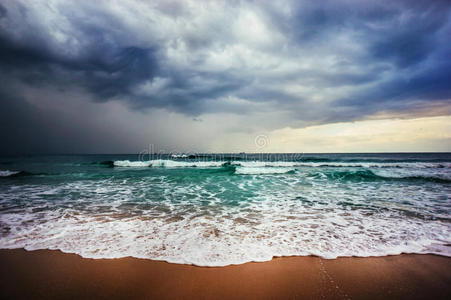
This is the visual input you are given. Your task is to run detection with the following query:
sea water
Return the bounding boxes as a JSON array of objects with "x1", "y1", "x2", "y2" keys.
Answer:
[{"x1": 0, "y1": 153, "x2": 450, "y2": 266}]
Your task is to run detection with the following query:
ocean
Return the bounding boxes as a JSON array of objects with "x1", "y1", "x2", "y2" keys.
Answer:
[{"x1": 0, "y1": 153, "x2": 450, "y2": 266}]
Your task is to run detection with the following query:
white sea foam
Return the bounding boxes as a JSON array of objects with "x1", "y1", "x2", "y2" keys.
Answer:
[
  {"x1": 114, "y1": 159, "x2": 451, "y2": 170},
  {"x1": 0, "y1": 200, "x2": 449, "y2": 266},
  {"x1": 0, "y1": 173, "x2": 449, "y2": 266},
  {"x1": 114, "y1": 160, "x2": 152, "y2": 167},
  {"x1": 236, "y1": 161, "x2": 451, "y2": 169},
  {"x1": 150, "y1": 159, "x2": 225, "y2": 168},
  {"x1": 235, "y1": 167, "x2": 295, "y2": 174},
  {"x1": 372, "y1": 168, "x2": 451, "y2": 181},
  {"x1": 114, "y1": 159, "x2": 225, "y2": 168},
  {"x1": 0, "y1": 170, "x2": 20, "y2": 177},
  {"x1": 171, "y1": 154, "x2": 188, "y2": 158}
]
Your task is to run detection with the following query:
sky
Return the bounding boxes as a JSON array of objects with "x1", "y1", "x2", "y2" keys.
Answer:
[{"x1": 0, "y1": 0, "x2": 450, "y2": 154}]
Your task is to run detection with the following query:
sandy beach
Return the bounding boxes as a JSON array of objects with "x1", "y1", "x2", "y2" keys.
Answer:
[{"x1": 0, "y1": 249, "x2": 450, "y2": 299}]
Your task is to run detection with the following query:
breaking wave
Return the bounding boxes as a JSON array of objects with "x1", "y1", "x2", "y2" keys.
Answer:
[
  {"x1": 235, "y1": 167, "x2": 296, "y2": 175},
  {"x1": 113, "y1": 159, "x2": 451, "y2": 169},
  {"x1": 111, "y1": 160, "x2": 451, "y2": 182},
  {"x1": 114, "y1": 159, "x2": 226, "y2": 168},
  {"x1": 0, "y1": 170, "x2": 20, "y2": 177}
]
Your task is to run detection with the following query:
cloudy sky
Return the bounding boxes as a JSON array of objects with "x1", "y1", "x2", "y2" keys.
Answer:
[{"x1": 0, "y1": 0, "x2": 450, "y2": 154}]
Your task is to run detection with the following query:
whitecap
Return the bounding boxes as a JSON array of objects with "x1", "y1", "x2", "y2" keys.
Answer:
[{"x1": 0, "y1": 170, "x2": 20, "y2": 177}]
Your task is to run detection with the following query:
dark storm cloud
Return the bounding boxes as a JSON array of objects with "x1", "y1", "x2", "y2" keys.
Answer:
[
  {"x1": 0, "y1": 0, "x2": 450, "y2": 153},
  {"x1": 1, "y1": 1, "x2": 450, "y2": 114},
  {"x1": 0, "y1": 26, "x2": 159, "y2": 101},
  {"x1": 278, "y1": 0, "x2": 451, "y2": 121},
  {"x1": 138, "y1": 70, "x2": 249, "y2": 114},
  {"x1": 0, "y1": 4, "x2": 7, "y2": 19},
  {"x1": 367, "y1": 10, "x2": 448, "y2": 68},
  {"x1": 288, "y1": 0, "x2": 449, "y2": 67},
  {"x1": 0, "y1": 2, "x2": 244, "y2": 114},
  {"x1": 335, "y1": 58, "x2": 451, "y2": 120}
]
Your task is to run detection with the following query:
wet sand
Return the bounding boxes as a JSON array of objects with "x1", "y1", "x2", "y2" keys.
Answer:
[{"x1": 0, "y1": 249, "x2": 450, "y2": 299}]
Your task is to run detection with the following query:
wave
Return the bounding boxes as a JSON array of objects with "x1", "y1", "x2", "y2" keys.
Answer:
[
  {"x1": 114, "y1": 159, "x2": 227, "y2": 168},
  {"x1": 112, "y1": 159, "x2": 451, "y2": 169},
  {"x1": 0, "y1": 170, "x2": 57, "y2": 179},
  {"x1": 309, "y1": 169, "x2": 451, "y2": 183},
  {"x1": 235, "y1": 161, "x2": 451, "y2": 169},
  {"x1": 387, "y1": 175, "x2": 451, "y2": 184},
  {"x1": 91, "y1": 160, "x2": 115, "y2": 168},
  {"x1": 235, "y1": 167, "x2": 296, "y2": 175},
  {"x1": 113, "y1": 160, "x2": 151, "y2": 167},
  {"x1": 110, "y1": 160, "x2": 451, "y2": 181},
  {"x1": 0, "y1": 170, "x2": 20, "y2": 177},
  {"x1": 0, "y1": 170, "x2": 37, "y2": 178}
]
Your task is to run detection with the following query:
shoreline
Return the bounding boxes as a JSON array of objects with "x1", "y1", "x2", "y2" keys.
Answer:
[
  {"x1": 3, "y1": 247, "x2": 451, "y2": 267},
  {"x1": 1, "y1": 249, "x2": 450, "y2": 299}
]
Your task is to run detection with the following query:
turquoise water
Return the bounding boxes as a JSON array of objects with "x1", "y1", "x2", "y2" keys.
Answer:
[{"x1": 0, "y1": 153, "x2": 450, "y2": 266}]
